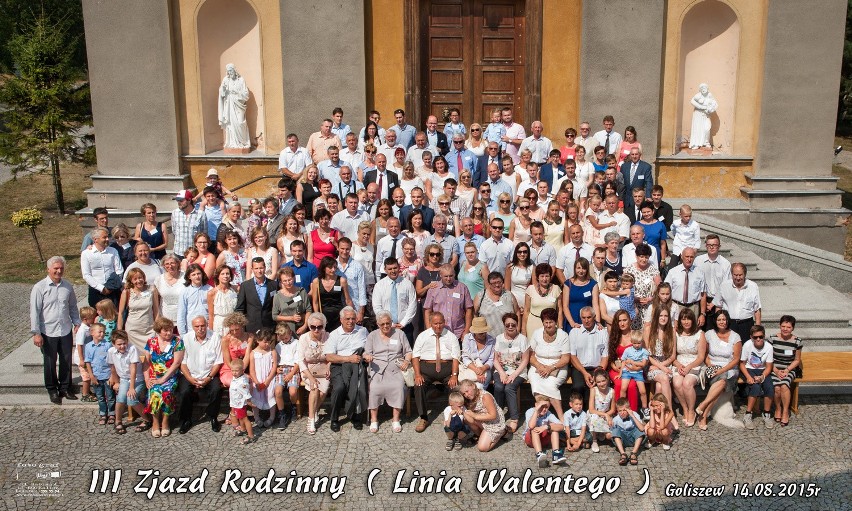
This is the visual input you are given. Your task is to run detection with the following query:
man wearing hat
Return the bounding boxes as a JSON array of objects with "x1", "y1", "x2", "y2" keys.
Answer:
[
  {"x1": 459, "y1": 317, "x2": 496, "y2": 389},
  {"x1": 170, "y1": 189, "x2": 206, "y2": 258}
]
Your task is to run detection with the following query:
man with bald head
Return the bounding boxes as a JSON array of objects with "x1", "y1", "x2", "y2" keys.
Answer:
[
  {"x1": 424, "y1": 115, "x2": 450, "y2": 155},
  {"x1": 306, "y1": 119, "x2": 342, "y2": 164},
  {"x1": 407, "y1": 131, "x2": 436, "y2": 167},
  {"x1": 361, "y1": 183, "x2": 380, "y2": 217},
  {"x1": 519, "y1": 120, "x2": 553, "y2": 165},
  {"x1": 664, "y1": 247, "x2": 707, "y2": 327},
  {"x1": 446, "y1": 133, "x2": 477, "y2": 178},
  {"x1": 622, "y1": 224, "x2": 659, "y2": 268},
  {"x1": 363, "y1": 153, "x2": 399, "y2": 201},
  {"x1": 620, "y1": 147, "x2": 653, "y2": 210}
]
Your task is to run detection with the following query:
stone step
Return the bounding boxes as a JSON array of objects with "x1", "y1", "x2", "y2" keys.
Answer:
[
  {"x1": 83, "y1": 189, "x2": 185, "y2": 214},
  {"x1": 743, "y1": 173, "x2": 840, "y2": 191},
  {"x1": 739, "y1": 187, "x2": 843, "y2": 209},
  {"x1": 89, "y1": 174, "x2": 190, "y2": 192}
]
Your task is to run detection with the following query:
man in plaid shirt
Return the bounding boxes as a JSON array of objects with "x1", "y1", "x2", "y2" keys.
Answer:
[{"x1": 170, "y1": 189, "x2": 205, "y2": 257}]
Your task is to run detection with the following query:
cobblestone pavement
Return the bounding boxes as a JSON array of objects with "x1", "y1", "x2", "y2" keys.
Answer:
[
  {"x1": 0, "y1": 396, "x2": 848, "y2": 511},
  {"x1": 0, "y1": 283, "x2": 87, "y2": 361}
]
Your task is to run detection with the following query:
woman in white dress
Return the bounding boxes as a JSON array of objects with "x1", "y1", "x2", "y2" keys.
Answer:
[
  {"x1": 465, "y1": 123, "x2": 487, "y2": 158},
  {"x1": 598, "y1": 270, "x2": 622, "y2": 326},
  {"x1": 207, "y1": 265, "x2": 237, "y2": 336},
  {"x1": 247, "y1": 226, "x2": 280, "y2": 279},
  {"x1": 505, "y1": 242, "x2": 533, "y2": 315},
  {"x1": 399, "y1": 161, "x2": 425, "y2": 205},
  {"x1": 527, "y1": 307, "x2": 571, "y2": 421},
  {"x1": 671, "y1": 309, "x2": 707, "y2": 427},
  {"x1": 416, "y1": 151, "x2": 435, "y2": 202},
  {"x1": 154, "y1": 254, "x2": 185, "y2": 322}
]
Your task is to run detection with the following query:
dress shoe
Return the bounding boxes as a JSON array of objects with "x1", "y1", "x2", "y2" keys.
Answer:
[
  {"x1": 48, "y1": 391, "x2": 62, "y2": 405},
  {"x1": 330, "y1": 421, "x2": 341, "y2": 432},
  {"x1": 60, "y1": 391, "x2": 78, "y2": 400},
  {"x1": 414, "y1": 418, "x2": 429, "y2": 433},
  {"x1": 178, "y1": 421, "x2": 192, "y2": 434},
  {"x1": 210, "y1": 418, "x2": 221, "y2": 432},
  {"x1": 351, "y1": 419, "x2": 363, "y2": 431}
]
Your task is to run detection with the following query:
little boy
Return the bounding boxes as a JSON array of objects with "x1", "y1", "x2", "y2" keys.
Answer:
[
  {"x1": 229, "y1": 359, "x2": 256, "y2": 444},
  {"x1": 669, "y1": 204, "x2": 701, "y2": 269},
  {"x1": 740, "y1": 325, "x2": 775, "y2": 430},
  {"x1": 483, "y1": 108, "x2": 507, "y2": 151},
  {"x1": 523, "y1": 394, "x2": 565, "y2": 467},
  {"x1": 562, "y1": 393, "x2": 591, "y2": 454},
  {"x1": 443, "y1": 392, "x2": 471, "y2": 451},
  {"x1": 84, "y1": 323, "x2": 115, "y2": 424},
  {"x1": 620, "y1": 330, "x2": 650, "y2": 419},
  {"x1": 75, "y1": 306, "x2": 97, "y2": 402},
  {"x1": 107, "y1": 330, "x2": 149, "y2": 433},
  {"x1": 600, "y1": 274, "x2": 638, "y2": 321},
  {"x1": 194, "y1": 168, "x2": 237, "y2": 203},
  {"x1": 274, "y1": 324, "x2": 301, "y2": 429},
  {"x1": 611, "y1": 398, "x2": 646, "y2": 466}
]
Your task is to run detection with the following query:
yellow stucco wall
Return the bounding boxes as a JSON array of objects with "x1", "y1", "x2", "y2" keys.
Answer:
[
  {"x1": 187, "y1": 159, "x2": 280, "y2": 199},
  {"x1": 541, "y1": 0, "x2": 581, "y2": 137},
  {"x1": 656, "y1": 159, "x2": 752, "y2": 199},
  {"x1": 173, "y1": 0, "x2": 286, "y2": 156},
  {"x1": 366, "y1": 0, "x2": 405, "y2": 128}
]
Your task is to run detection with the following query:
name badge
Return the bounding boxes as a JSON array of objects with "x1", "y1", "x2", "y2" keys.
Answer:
[
  {"x1": 467, "y1": 266, "x2": 477, "y2": 273},
  {"x1": 333, "y1": 285, "x2": 342, "y2": 292},
  {"x1": 378, "y1": 227, "x2": 387, "y2": 234},
  {"x1": 658, "y1": 216, "x2": 665, "y2": 222},
  {"x1": 583, "y1": 291, "x2": 592, "y2": 298},
  {"x1": 638, "y1": 175, "x2": 645, "y2": 180},
  {"x1": 292, "y1": 295, "x2": 302, "y2": 303},
  {"x1": 148, "y1": 228, "x2": 159, "y2": 235},
  {"x1": 452, "y1": 292, "x2": 461, "y2": 299},
  {"x1": 295, "y1": 275, "x2": 302, "y2": 283},
  {"x1": 389, "y1": 338, "x2": 399, "y2": 346},
  {"x1": 784, "y1": 349, "x2": 793, "y2": 356},
  {"x1": 494, "y1": 300, "x2": 503, "y2": 307}
]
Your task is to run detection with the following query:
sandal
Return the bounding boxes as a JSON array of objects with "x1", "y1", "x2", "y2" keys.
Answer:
[
  {"x1": 233, "y1": 429, "x2": 246, "y2": 437},
  {"x1": 242, "y1": 436, "x2": 256, "y2": 445},
  {"x1": 506, "y1": 419, "x2": 518, "y2": 433},
  {"x1": 392, "y1": 421, "x2": 402, "y2": 433},
  {"x1": 629, "y1": 453, "x2": 638, "y2": 465},
  {"x1": 114, "y1": 423, "x2": 126, "y2": 435},
  {"x1": 98, "y1": 416, "x2": 107, "y2": 426},
  {"x1": 151, "y1": 428, "x2": 161, "y2": 438},
  {"x1": 618, "y1": 453, "x2": 628, "y2": 466},
  {"x1": 107, "y1": 416, "x2": 116, "y2": 425},
  {"x1": 81, "y1": 394, "x2": 98, "y2": 403},
  {"x1": 135, "y1": 421, "x2": 153, "y2": 433}
]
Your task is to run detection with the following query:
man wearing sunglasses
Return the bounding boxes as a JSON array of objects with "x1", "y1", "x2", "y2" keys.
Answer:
[
  {"x1": 446, "y1": 133, "x2": 477, "y2": 178},
  {"x1": 480, "y1": 217, "x2": 513, "y2": 275}
]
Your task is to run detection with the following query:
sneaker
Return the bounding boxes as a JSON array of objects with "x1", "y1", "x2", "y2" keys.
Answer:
[
  {"x1": 763, "y1": 414, "x2": 775, "y2": 430},
  {"x1": 743, "y1": 413, "x2": 754, "y2": 430},
  {"x1": 537, "y1": 451, "x2": 549, "y2": 468},
  {"x1": 552, "y1": 450, "x2": 567, "y2": 465},
  {"x1": 306, "y1": 417, "x2": 316, "y2": 435},
  {"x1": 277, "y1": 412, "x2": 288, "y2": 430},
  {"x1": 662, "y1": 443, "x2": 671, "y2": 451},
  {"x1": 446, "y1": 439, "x2": 456, "y2": 451},
  {"x1": 642, "y1": 408, "x2": 651, "y2": 421},
  {"x1": 591, "y1": 441, "x2": 600, "y2": 453}
]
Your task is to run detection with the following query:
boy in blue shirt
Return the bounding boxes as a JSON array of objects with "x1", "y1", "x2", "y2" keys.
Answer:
[
  {"x1": 611, "y1": 397, "x2": 646, "y2": 466},
  {"x1": 562, "y1": 393, "x2": 591, "y2": 455},
  {"x1": 483, "y1": 109, "x2": 507, "y2": 151},
  {"x1": 620, "y1": 330, "x2": 650, "y2": 419},
  {"x1": 84, "y1": 323, "x2": 115, "y2": 425}
]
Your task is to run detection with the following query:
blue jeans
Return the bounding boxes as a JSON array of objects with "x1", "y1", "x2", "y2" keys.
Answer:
[
  {"x1": 612, "y1": 425, "x2": 644, "y2": 447},
  {"x1": 93, "y1": 379, "x2": 116, "y2": 417}
]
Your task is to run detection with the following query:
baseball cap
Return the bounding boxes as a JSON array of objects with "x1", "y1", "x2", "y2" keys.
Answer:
[
  {"x1": 206, "y1": 168, "x2": 219, "y2": 178},
  {"x1": 173, "y1": 190, "x2": 193, "y2": 201}
]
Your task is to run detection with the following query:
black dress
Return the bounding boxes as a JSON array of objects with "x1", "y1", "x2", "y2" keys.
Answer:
[
  {"x1": 319, "y1": 276, "x2": 346, "y2": 331},
  {"x1": 300, "y1": 181, "x2": 321, "y2": 220}
]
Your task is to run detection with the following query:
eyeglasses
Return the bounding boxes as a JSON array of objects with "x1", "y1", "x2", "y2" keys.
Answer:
[
  {"x1": 488, "y1": 147, "x2": 499, "y2": 151},
  {"x1": 566, "y1": 134, "x2": 575, "y2": 138},
  {"x1": 471, "y1": 128, "x2": 481, "y2": 131},
  {"x1": 504, "y1": 322, "x2": 518, "y2": 328},
  {"x1": 366, "y1": 150, "x2": 377, "y2": 154},
  {"x1": 439, "y1": 201, "x2": 450, "y2": 206},
  {"x1": 428, "y1": 252, "x2": 441, "y2": 257},
  {"x1": 500, "y1": 200, "x2": 510, "y2": 204},
  {"x1": 472, "y1": 207, "x2": 483, "y2": 211},
  {"x1": 480, "y1": 189, "x2": 491, "y2": 193},
  {"x1": 490, "y1": 225, "x2": 502, "y2": 229},
  {"x1": 453, "y1": 140, "x2": 465, "y2": 144},
  {"x1": 309, "y1": 324, "x2": 323, "y2": 331},
  {"x1": 517, "y1": 250, "x2": 529, "y2": 254},
  {"x1": 752, "y1": 335, "x2": 765, "y2": 339},
  {"x1": 519, "y1": 206, "x2": 530, "y2": 210}
]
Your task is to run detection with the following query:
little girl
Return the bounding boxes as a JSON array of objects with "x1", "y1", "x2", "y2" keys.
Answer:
[
  {"x1": 95, "y1": 299, "x2": 118, "y2": 342},
  {"x1": 180, "y1": 246, "x2": 199, "y2": 272},
  {"x1": 196, "y1": 168, "x2": 237, "y2": 203},
  {"x1": 249, "y1": 329, "x2": 279, "y2": 428},
  {"x1": 645, "y1": 393, "x2": 675, "y2": 450},
  {"x1": 273, "y1": 324, "x2": 300, "y2": 429},
  {"x1": 228, "y1": 359, "x2": 256, "y2": 444},
  {"x1": 587, "y1": 368, "x2": 615, "y2": 453},
  {"x1": 583, "y1": 195, "x2": 613, "y2": 246},
  {"x1": 245, "y1": 200, "x2": 267, "y2": 245}
]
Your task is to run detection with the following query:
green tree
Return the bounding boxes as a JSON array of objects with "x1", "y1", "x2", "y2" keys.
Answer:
[
  {"x1": 839, "y1": 0, "x2": 852, "y2": 132},
  {"x1": 0, "y1": 0, "x2": 86, "y2": 74},
  {"x1": 0, "y1": 14, "x2": 92, "y2": 214}
]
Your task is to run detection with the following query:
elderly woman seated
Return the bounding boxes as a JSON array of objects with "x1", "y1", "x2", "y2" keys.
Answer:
[
  {"x1": 297, "y1": 312, "x2": 331, "y2": 435},
  {"x1": 459, "y1": 317, "x2": 496, "y2": 389},
  {"x1": 364, "y1": 311, "x2": 412, "y2": 433}
]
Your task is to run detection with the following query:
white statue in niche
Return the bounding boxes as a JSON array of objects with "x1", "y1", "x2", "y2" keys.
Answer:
[
  {"x1": 689, "y1": 83, "x2": 717, "y2": 149},
  {"x1": 218, "y1": 63, "x2": 250, "y2": 150}
]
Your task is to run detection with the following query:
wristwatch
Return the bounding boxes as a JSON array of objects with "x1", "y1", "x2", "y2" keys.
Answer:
[{"x1": 451, "y1": 372, "x2": 458, "y2": 376}]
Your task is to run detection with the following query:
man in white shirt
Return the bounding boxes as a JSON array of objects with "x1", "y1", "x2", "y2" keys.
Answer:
[
  {"x1": 406, "y1": 131, "x2": 436, "y2": 167},
  {"x1": 317, "y1": 146, "x2": 343, "y2": 182},
  {"x1": 80, "y1": 227, "x2": 123, "y2": 307},
  {"x1": 424, "y1": 115, "x2": 449, "y2": 155},
  {"x1": 568, "y1": 306, "x2": 609, "y2": 407},
  {"x1": 664, "y1": 247, "x2": 707, "y2": 327},
  {"x1": 480, "y1": 217, "x2": 514, "y2": 275},
  {"x1": 597, "y1": 195, "x2": 630, "y2": 243},
  {"x1": 411, "y1": 312, "x2": 460, "y2": 432},
  {"x1": 519, "y1": 120, "x2": 553, "y2": 165},
  {"x1": 372, "y1": 258, "x2": 417, "y2": 341},
  {"x1": 278, "y1": 133, "x2": 311, "y2": 179},
  {"x1": 713, "y1": 263, "x2": 762, "y2": 342},
  {"x1": 553, "y1": 159, "x2": 587, "y2": 199},
  {"x1": 331, "y1": 194, "x2": 369, "y2": 240},
  {"x1": 516, "y1": 161, "x2": 541, "y2": 199},
  {"x1": 500, "y1": 107, "x2": 526, "y2": 164},
  {"x1": 339, "y1": 132, "x2": 364, "y2": 171},
  {"x1": 528, "y1": 221, "x2": 558, "y2": 280},
  {"x1": 593, "y1": 115, "x2": 622, "y2": 156},
  {"x1": 177, "y1": 316, "x2": 223, "y2": 434},
  {"x1": 377, "y1": 128, "x2": 400, "y2": 163},
  {"x1": 375, "y1": 217, "x2": 408, "y2": 276},
  {"x1": 336, "y1": 238, "x2": 367, "y2": 324},
  {"x1": 323, "y1": 307, "x2": 369, "y2": 431},
  {"x1": 694, "y1": 234, "x2": 731, "y2": 326},
  {"x1": 556, "y1": 224, "x2": 595, "y2": 283},
  {"x1": 622, "y1": 224, "x2": 659, "y2": 268},
  {"x1": 575, "y1": 122, "x2": 599, "y2": 156},
  {"x1": 333, "y1": 166, "x2": 364, "y2": 198}
]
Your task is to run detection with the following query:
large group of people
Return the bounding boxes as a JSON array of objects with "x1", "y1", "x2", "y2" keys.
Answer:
[{"x1": 30, "y1": 108, "x2": 803, "y2": 463}]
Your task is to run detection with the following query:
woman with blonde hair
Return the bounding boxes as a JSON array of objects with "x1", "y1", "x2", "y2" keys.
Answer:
[
  {"x1": 247, "y1": 226, "x2": 280, "y2": 279},
  {"x1": 456, "y1": 168, "x2": 478, "y2": 205},
  {"x1": 296, "y1": 165, "x2": 322, "y2": 220},
  {"x1": 465, "y1": 122, "x2": 487, "y2": 158},
  {"x1": 490, "y1": 192, "x2": 515, "y2": 236}
]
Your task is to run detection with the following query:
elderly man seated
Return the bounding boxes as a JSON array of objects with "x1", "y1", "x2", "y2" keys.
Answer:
[
  {"x1": 177, "y1": 316, "x2": 223, "y2": 434},
  {"x1": 411, "y1": 312, "x2": 461, "y2": 433},
  {"x1": 324, "y1": 306, "x2": 370, "y2": 432}
]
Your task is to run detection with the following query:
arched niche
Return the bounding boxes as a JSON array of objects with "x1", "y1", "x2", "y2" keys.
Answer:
[
  {"x1": 677, "y1": 0, "x2": 739, "y2": 154},
  {"x1": 197, "y1": 0, "x2": 265, "y2": 153}
]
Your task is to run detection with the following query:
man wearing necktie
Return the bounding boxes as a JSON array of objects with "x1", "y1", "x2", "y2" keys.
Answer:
[
  {"x1": 372, "y1": 258, "x2": 417, "y2": 344},
  {"x1": 593, "y1": 115, "x2": 622, "y2": 156},
  {"x1": 473, "y1": 142, "x2": 502, "y2": 188},
  {"x1": 619, "y1": 148, "x2": 653, "y2": 211},
  {"x1": 376, "y1": 217, "x2": 407, "y2": 277},
  {"x1": 664, "y1": 247, "x2": 707, "y2": 327},
  {"x1": 364, "y1": 154, "x2": 400, "y2": 201},
  {"x1": 411, "y1": 312, "x2": 461, "y2": 433}
]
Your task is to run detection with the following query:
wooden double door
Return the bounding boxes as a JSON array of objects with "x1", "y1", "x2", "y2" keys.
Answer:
[{"x1": 415, "y1": 0, "x2": 531, "y2": 129}]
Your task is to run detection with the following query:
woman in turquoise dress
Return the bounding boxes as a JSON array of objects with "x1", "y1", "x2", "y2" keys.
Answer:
[
  {"x1": 144, "y1": 317, "x2": 185, "y2": 438},
  {"x1": 458, "y1": 241, "x2": 489, "y2": 301},
  {"x1": 562, "y1": 257, "x2": 600, "y2": 330}
]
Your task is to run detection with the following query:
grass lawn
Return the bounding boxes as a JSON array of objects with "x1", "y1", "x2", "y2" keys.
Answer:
[{"x1": 0, "y1": 164, "x2": 95, "y2": 284}]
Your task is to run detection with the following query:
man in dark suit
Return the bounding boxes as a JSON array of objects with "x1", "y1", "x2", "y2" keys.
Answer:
[
  {"x1": 620, "y1": 147, "x2": 653, "y2": 210},
  {"x1": 538, "y1": 149, "x2": 565, "y2": 193},
  {"x1": 399, "y1": 186, "x2": 435, "y2": 232},
  {"x1": 473, "y1": 141, "x2": 503, "y2": 188},
  {"x1": 625, "y1": 188, "x2": 646, "y2": 225},
  {"x1": 425, "y1": 115, "x2": 450, "y2": 156},
  {"x1": 235, "y1": 257, "x2": 278, "y2": 333},
  {"x1": 363, "y1": 154, "x2": 400, "y2": 201},
  {"x1": 263, "y1": 197, "x2": 285, "y2": 243}
]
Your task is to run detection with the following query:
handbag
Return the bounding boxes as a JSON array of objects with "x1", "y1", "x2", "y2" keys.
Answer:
[{"x1": 458, "y1": 359, "x2": 484, "y2": 383}]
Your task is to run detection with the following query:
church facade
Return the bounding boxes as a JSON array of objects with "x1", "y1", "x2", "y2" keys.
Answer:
[{"x1": 80, "y1": 0, "x2": 849, "y2": 253}]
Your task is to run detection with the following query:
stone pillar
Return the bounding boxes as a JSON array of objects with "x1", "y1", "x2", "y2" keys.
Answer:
[
  {"x1": 81, "y1": 0, "x2": 187, "y2": 216},
  {"x1": 279, "y1": 0, "x2": 367, "y2": 140},
  {"x1": 579, "y1": 0, "x2": 665, "y2": 158}
]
